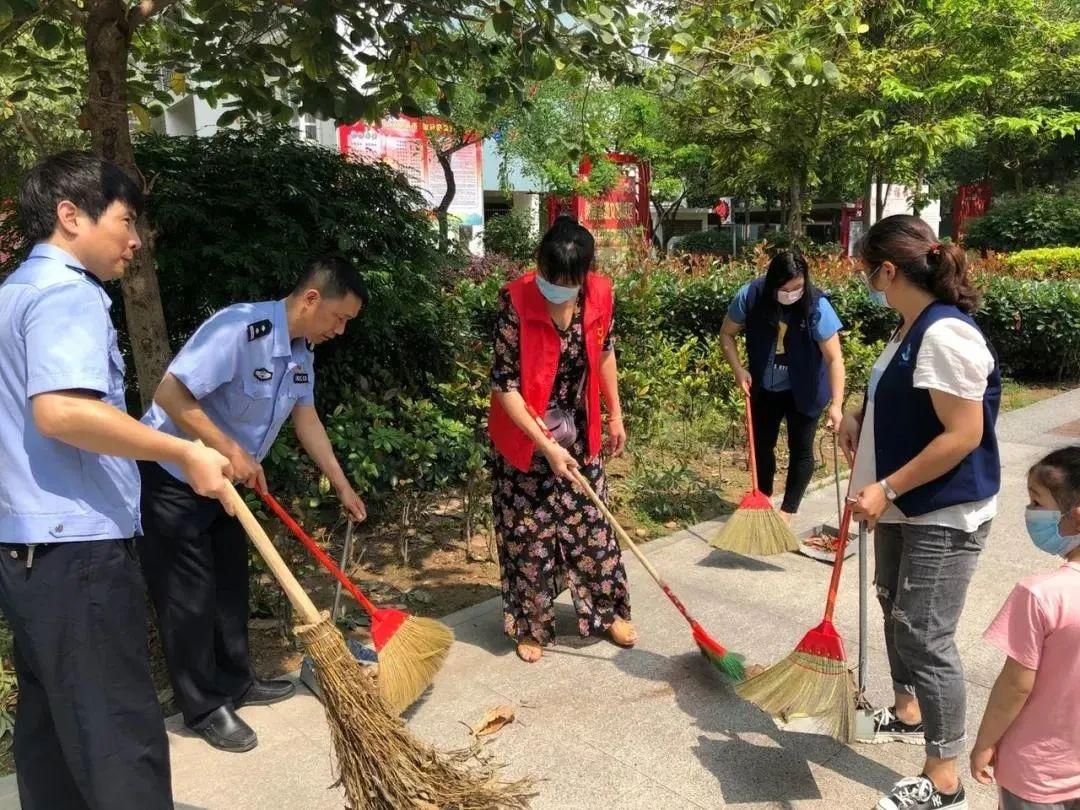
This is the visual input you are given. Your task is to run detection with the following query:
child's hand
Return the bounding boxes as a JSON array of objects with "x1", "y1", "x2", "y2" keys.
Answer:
[{"x1": 970, "y1": 744, "x2": 996, "y2": 785}]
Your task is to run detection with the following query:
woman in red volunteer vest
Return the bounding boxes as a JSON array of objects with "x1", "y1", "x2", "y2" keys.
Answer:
[{"x1": 488, "y1": 216, "x2": 635, "y2": 663}]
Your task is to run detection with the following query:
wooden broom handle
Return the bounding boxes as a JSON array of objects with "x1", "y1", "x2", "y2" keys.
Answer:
[
  {"x1": 744, "y1": 389, "x2": 759, "y2": 491},
  {"x1": 218, "y1": 473, "x2": 323, "y2": 625},
  {"x1": 568, "y1": 468, "x2": 666, "y2": 589}
]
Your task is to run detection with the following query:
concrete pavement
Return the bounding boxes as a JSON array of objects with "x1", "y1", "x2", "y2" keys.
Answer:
[{"x1": 2, "y1": 387, "x2": 1078, "y2": 809}]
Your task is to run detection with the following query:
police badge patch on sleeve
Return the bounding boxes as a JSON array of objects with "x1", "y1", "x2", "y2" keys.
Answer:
[
  {"x1": 293, "y1": 372, "x2": 310, "y2": 384},
  {"x1": 247, "y1": 319, "x2": 273, "y2": 341},
  {"x1": 254, "y1": 368, "x2": 273, "y2": 382}
]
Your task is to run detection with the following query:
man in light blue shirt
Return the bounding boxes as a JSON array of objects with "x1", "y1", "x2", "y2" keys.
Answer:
[
  {"x1": 0, "y1": 152, "x2": 232, "y2": 810},
  {"x1": 138, "y1": 255, "x2": 367, "y2": 752}
]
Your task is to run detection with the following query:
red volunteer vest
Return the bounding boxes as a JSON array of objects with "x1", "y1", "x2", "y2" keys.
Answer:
[{"x1": 488, "y1": 272, "x2": 614, "y2": 472}]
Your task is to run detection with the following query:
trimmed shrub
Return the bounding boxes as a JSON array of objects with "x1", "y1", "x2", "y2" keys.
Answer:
[
  {"x1": 673, "y1": 228, "x2": 739, "y2": 256},
  {"x1": 999, "y1": 247, "x2": 1080, "y2": 280},
  {"x1": 963, "y1": 189, "x2": 1080, "y2": 252},
  {"x1": 482, "y1": 209, "x2": 535, "y2": 262}
]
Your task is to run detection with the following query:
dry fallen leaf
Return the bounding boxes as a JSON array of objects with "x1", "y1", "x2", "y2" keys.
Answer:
[{"x1": 469, "y1": 705, "x2": 515, "y2": 737}]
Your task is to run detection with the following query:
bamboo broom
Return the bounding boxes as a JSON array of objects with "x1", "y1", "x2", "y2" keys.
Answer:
[
  {"x1": 710, "y1": 390, "x2": 799, "y2": 556},
  {"x1": 257, "y1": 486, "x2": 453, "y2": 714},
  {"x1": 569, "y1": 468, "x2": 745, "y2": 682},
  {"x1": 734, "y1": 498, "x2": 859, "y2": 743},
  {"x1": 222, "y1": 480, "x2": 531, "y2": 809}
]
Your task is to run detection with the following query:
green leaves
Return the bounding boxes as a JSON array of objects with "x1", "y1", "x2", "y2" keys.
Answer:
[{"x1": 32, "y1": 20, "x2": 60, "y2": 49}]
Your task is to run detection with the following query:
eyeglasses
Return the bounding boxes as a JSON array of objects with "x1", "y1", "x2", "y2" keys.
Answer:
[{"x1": 859, "y1": 264, "x2": 883, "y2": 287}]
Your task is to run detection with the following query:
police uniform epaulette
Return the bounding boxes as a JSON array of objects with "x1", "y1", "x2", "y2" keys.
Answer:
[{"x1": 247, "y1": 319, "x2": 272, "y2": 341}]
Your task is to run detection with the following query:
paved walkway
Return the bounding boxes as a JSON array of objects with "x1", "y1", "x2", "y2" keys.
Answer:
[{"x1": 2, "y1": 388, "x2": 1078, "y2": 809}]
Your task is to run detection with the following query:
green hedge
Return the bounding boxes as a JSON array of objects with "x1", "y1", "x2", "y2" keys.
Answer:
[
  {"x1": 964, "y1": 189, "x2": 1080, "y2": 252},
  {"x1": 999, "y1": 247, "x2": 1080, "y2": 280}
]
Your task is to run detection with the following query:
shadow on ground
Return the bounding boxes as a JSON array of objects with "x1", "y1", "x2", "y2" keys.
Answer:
[{"x1": 611, "y1": 647, "x2": 901, "y2": 806}]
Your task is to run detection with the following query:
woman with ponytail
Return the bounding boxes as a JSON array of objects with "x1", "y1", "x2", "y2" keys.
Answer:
[{"x1": 841, "y1": 214, "x2": 1002, "y2": 810}]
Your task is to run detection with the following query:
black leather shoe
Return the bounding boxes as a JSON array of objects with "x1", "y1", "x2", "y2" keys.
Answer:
[
  {"x1": 187, "y1": 705, "x2": 257, "y2": 753},
  {"x1": 234, "y1": 678, "x2": 295, "y2": 708}
]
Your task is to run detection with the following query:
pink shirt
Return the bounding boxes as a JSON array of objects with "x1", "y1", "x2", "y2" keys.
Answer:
[{"x1": 983, "y1": 561, "x2": 1080, "y2": 803}]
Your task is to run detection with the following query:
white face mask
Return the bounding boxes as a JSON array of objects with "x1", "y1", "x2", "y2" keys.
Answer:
[{"x1": 777, "y1": 287, "x2": 804, "y2": 306}]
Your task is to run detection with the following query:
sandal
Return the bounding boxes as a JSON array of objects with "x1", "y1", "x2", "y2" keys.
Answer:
[
  {"x1": 608, "y1": 618, "x2": 638, "y2": 648},
  {"x1": 515, "y1": 638, "x2": 543, "y2": 663}
]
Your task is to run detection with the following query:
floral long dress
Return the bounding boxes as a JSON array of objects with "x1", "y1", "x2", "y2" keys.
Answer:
[{"x1": 489, "y1": 287, "x2": 631, "y2": 646}]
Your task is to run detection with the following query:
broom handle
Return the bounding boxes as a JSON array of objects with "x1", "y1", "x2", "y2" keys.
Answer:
[
  {"x1": 822, "y1": 500, "x2": 854, "y2": 623},
  {"x1": 820, "y1": 437, "x2": 864, "y2": 624},
  {"x1": 568, "y1": 468, "x2": 697, "y2": 625},
  {"x1": 256, "y1": 487, "x2": 380, "y2": 617},
  {"x1": 220, "y1": 479, "x2": 323, "y2": 625},
  {"x1": 522, "y1": 411, "x2": 699, "y2": 624},
  {"x1": 744, "y1": 389, "x2": 759, "y2": 491},
  {"x1": 832, "y1": 432, "x2": 843, "y2": 530}
]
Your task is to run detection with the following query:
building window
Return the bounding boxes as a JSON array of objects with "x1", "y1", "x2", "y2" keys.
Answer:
[{"x1": 297, "y1": 114, "x2": 318, "y2": 141}]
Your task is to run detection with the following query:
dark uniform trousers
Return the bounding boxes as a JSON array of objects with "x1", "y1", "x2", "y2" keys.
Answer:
[
  {"x1": 137, "y1": 460, "x2": 254, "y2": 726},
  {"x1": 0, "y1": 538, "x2": 172, "y2": 810}
]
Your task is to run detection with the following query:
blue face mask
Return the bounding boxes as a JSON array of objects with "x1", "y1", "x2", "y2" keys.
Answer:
[
  {"x1": 864, "y1": 265, "x2": 891, "y2": 308},
  {"x1": 1025, "y1": 508, "x2": 1080, "y2": 557},
  {"x1": 536, "y1": 274, "x2": 580, "y2": 304}
]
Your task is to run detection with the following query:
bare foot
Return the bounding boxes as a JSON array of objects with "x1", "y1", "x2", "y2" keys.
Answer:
[
  {"x1": 609, "y1": 618, "x2": 638, "y2": 647},
  {"x1": 779, "y1": 510, "x2": 793, "y2": 525},
  {"x1": 515, "y1": 639, "x2": 543, "y2": 663},
  {"x1": 745, "y1": 663, "x2": 766, "y2": 678}
]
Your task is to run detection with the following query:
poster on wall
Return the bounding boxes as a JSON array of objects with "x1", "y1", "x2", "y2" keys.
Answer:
[{"x1": 338, "y1": 117, "x2": 484, "y2": 229}]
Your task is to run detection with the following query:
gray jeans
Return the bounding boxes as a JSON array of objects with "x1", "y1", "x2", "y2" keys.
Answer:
[
  {"x1": 1001, "y1": 787, "x2": 1080, "y2": 810},
  {"x1": 874, "y1": 520, "x2": 991, "y2": 759}
]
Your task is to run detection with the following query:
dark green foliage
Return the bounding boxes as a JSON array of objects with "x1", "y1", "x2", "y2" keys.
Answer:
[
  {"x1": 134, "y1": 124, "x2": 450, "y2": 403},
  {"x1": 964, "y1": 189, "x2": 1080, "y2": 252},
  {"x1": 482, "y1": 210, "x2": 535, "y2": 262}
]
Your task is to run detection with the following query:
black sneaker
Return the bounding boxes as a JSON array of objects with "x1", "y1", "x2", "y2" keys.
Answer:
[
  {"x1": 862, "y1": 706, "x2": 925, "y2": 745},
  {"x1": 875, "y1": 776, "x2": 966, "y2": 810}
]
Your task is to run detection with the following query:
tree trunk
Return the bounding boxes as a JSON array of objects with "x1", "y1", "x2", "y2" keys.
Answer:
[
  {"x1": 862, "y1": 164, "x2": 874, "y2": 228},
  {"x1": 875, "y1": 177, "x2": 892, "y2": 222},
  {"x1": 786, "y1": 177, "x2": 803, "y2": 236},
  {"x1": 85, "y1": 0, "x2": 171, "y2": 411},
  {"x1": 743, "y1": 194, "x2": 751, "y2": 240},
  {"x1": 435, "y1": 149, "x2": 456, "y2": 254},
  {"x1": 650, "y1": 199, "x2": 666, "y2": 250},
  {"x1": 913, "y1": 164, "x2": 926, "y2": 216}
]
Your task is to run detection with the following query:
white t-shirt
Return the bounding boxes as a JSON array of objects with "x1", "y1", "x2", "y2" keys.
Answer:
[{"x1": 851, "y1": 317, "x2": 997, "y2": 532}]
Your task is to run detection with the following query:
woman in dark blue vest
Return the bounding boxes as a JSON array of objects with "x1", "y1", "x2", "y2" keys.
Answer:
[
  {"x1": 720, "y1": 250, "x2": 846, "y2": 524},
  {"x1": 842, "y1": 215, "x2": 1001, "y2": 810}
]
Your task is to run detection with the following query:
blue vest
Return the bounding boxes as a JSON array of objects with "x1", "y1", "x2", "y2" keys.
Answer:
[
  {"x1": 744, "y1": 278, "x2": 831, "y2": 416},
  {"x1": 873, "y1": 302, "x2": 1001, "y2": 517}
]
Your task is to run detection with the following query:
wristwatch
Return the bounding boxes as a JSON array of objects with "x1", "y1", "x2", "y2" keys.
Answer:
[{"x1": 878, "y1": 479, "x2": 899, "y2": 502}]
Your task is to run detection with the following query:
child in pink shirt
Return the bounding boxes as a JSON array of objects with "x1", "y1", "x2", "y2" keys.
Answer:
[{"x1": 972, "y1": 446, "x2": 1080, "y2": 810}]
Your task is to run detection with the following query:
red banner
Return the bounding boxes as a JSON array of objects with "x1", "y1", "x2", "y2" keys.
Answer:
[
  {"x1": 953, "y1": 181, "x2": 992, "y2": 244},
  {"x1": 546, "y1": 153, "x2": 652, "y2": 265}
]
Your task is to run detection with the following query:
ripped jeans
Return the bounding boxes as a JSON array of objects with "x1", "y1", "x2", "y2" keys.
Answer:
[{"x1": 874, "y1": 520, "x2": 991, "y2": 760}]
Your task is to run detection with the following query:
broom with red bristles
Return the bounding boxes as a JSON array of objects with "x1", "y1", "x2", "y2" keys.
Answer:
[
  {"x1": 256, "y1": 487, "x2": 453, "y2": 715},
  {"x1": 710, "y1": 388, "x2": 799, "y2": 556},
  {"x1": 734, "y1": 496, "x2": 859, "y2": 742}
]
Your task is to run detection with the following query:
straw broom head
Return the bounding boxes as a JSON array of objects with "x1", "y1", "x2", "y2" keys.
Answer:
[
  {"x1": 734, "y1": 620, "x2": 857, "y2": 743},
  {"x1": 709, "y1": 490, "x2": 799, "y2": 556},
  {"x1": 296, "y1": 612, "x2": 532, "y2": 809},
  {"x1": 371, "y1": 609, "x2": 455, "y2": 714}
]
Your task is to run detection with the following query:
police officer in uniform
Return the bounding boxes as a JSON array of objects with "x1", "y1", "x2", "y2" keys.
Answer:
[
  {"x1": 138, "y1": 255, "x2": 368, "y2": 751},
  {"x1": 0, "y1": 152, "x2": 233, "y2": 809}
]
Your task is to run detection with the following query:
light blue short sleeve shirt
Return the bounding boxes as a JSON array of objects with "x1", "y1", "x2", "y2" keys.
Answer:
[
  {"x1": 142, "y1": 299, "x2": 316, "y2": 483},
  {"x1": 0, "y1": 244, "x2": 141, "y2": 543},
  {"x1": 727, "y1": 282, "x2": 842, "y2": 392}
]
